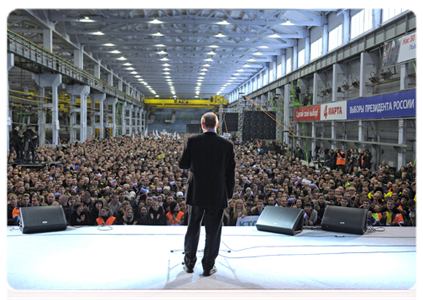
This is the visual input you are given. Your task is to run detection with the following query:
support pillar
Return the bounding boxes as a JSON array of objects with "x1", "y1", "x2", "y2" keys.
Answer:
[
  {"x1": 43, "y1": 29, "x2": 53, "y2": 52},
  {"x1": 91, "y1": 93, "x2": 106, "y2": 139},
  {"x1": 125, "y1": 104, "x2": 133, "y2": 136},
  {"x1": 7, "y1": 53, "x2": 14, "y2": 153},
  {"x1": 33, "y1": 73, "x2": 62, "y2": 146},
  {"x1": 283, "y1": 84, "x2": 291, "y2": 147},
  {"x1": 134, "y1": 107, "x2": 140, "y2": 134},
  {"x1": 74, "y1": 46, "x2": 84, "y2": 69},
  {"x1": 67, "y1": 85, "x2": 90, "y2": 143},
  {"x1": 105, "y1": 98, "x2": 118, "y2": 137},
  {"x1": 121, "y1": 102, "x2": 127, "y2": 136},
  {"x1": 398, "y1": 119, "x2": 406, "y2": 170}
]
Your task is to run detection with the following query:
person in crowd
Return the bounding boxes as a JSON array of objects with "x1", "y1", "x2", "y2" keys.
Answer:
[
  {"x1": 303, "y1": 202, "x2": 318, "y2": 226},
  {"x1": 137, "y1": 206, "x2": 150, "y2": 225},
  {"x1": 116, "y1": 200, "x2": 131, "y2": 223},
  {"x1": 148, "y1": 200, "x2": 166, "y2": 225},
  {"x1": 95, "y1": 206, "x2": 116, "y2": 226},
  {"x1": 90, "y1": 200, "x2": 104, "y2": 225},
  {"x1": 69, "y1": 202, "x2": 90, "y2": 226},
  {"x1": 117, "y1": 207, "x2": 138, "y2": 225},
  {"x1": 166, "y1": 201, "x2": 184, "y2": 226},
  {"x1": 249, "y1": 199, "x2": 265, "y2": 215},
  {"x1": 380, "y1": 198, "x2": 407, "y2": 226},
  {"x1": 226, "y1": 199, "x2": 247, "y2": 226}
]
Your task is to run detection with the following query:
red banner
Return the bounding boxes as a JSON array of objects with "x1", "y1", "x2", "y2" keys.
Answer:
[{"x1": 294, "y1": 105, "x2": 321, "y2": 121}]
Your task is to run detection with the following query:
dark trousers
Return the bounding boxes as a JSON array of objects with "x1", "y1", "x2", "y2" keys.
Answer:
[{"x1": 184, "y1": 205, "x2": 224, "y2": 271}]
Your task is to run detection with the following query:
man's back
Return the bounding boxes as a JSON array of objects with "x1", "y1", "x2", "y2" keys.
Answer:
[{"x1": 179, "y1": 132, "x2": 235, "y2": 208}]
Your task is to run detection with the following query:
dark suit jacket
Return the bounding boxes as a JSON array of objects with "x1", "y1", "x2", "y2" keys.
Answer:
[{"x1": 178, "y1": 132, "x2": 236, "y2": 209}]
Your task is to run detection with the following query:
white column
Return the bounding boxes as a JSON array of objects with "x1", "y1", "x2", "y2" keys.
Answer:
[
  {"x1": 331, "y1": 121, "x2": 336, "y2": 149},
  {"x1": 37, "y1": 87, "x2": 46, "y2": 146},
  {"x1": 33, "y1": 73, "x2": 62, "y2": 146},
  {"x1": 305, "y1": 36, "x2": 310, "y2": 65},
  {"x1": 134, "y1": 107, "x2": 140, "y2": 134},
  {"x1": 322, "y1": 24, "x2": 329, "y2": 56},
  {"x1": 397, "y1": 119, "x2": 406, "y2": 169},
  {"x1": 7, "y1": 53, "x2": 14, "y2": 153},
  {"x1": 74, "y1": 46, "x2": 84, "y2": 69},
  {"x1": 67, "y1": 85, "x2": 90, "y2": 142},
  {"x1": 343, "y1": 10, "x2": 350, "y2": 45},
  {"x1": 283, "y1": 84, "x2": 291, "y2": 146},
  {"x1": 126, "y1": 104, "x2": 133, "y2": 135},
  {"x1": 105, "y1": 98, "x2": 118, "y2": 137},
  {"x1": 43, "y1": 29, "x2": 53, "y2": 52},
  {"x1": 94, "y1": 60, "x2": 101, "y2": 78},
  {"x1": 121, "y1": 102, "x2": 127, "y2": 135},
  {"x1": 293, "y1": 45, "x2": 298, "y2": 72},
  {"x1": 90, "y1": 93, "x2": 106, "y2": 139}
]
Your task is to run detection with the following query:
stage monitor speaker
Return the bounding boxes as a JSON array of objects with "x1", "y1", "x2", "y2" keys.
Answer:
[
  {"x1": 19, "y1": 206, "x2": 67, "y2": 234},
  {"x1": 321, "y1": 206, "x2": 368, "y2": 235},
  {"x1": 256, "y1": 206, "x2": 304, "y2": 235}
]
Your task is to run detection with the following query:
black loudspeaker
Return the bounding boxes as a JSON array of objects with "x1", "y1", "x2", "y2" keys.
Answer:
[
  {"x1": 321, "y1": 206, "x2": 368, "y2": 235},
  {"x1": 19, "y1": 206, "x2": 67, "y2": 234},
  {"x1": 256, "y1": 206, "x2": 304, "y2": 235}
]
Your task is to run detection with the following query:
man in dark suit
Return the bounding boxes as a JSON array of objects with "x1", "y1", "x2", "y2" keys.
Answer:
[{"x1": 179, "y1": 112, "x2": 236, "y2": 276}]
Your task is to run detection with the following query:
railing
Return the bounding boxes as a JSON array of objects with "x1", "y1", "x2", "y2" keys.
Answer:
[{"x1": 7, "y1": 29, "x2": 143, "y2": 106}]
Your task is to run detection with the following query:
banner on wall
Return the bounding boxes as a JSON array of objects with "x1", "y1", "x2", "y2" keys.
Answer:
[
  {"x1": 320, "y1": 101, "x2": 347, "y2": 121},
  {"x1": 294, "y1": 105, "x2": 321, "y2": 121},
  {"x1": 382, "y1": 32, "x2": 416, "y2": 67},
  {"x1": 397, "y1": 32, "x2": 416, "y2": 64},
  {"x1": 347, "y1": 89, "x2": 416, "y2": 119}
]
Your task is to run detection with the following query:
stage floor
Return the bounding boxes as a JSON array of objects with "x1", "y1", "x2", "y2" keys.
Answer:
[{"x1": 6, "y1": 225, "x2": 417, "y2": 295}]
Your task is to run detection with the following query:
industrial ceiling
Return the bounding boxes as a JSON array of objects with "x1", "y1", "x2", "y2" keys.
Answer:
[{"x1": 7, "y1": 9, "x2": 339, "y2": 100}]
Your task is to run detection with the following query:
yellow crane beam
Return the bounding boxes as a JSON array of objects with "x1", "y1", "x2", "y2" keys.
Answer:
[{"x1": 144, "y1": 96, "x2": 228, "y2": 109}]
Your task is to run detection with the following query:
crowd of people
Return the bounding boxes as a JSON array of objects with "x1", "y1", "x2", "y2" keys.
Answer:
[{"x1": 7, "y1": 132, "x2": 417, "y2": 228}]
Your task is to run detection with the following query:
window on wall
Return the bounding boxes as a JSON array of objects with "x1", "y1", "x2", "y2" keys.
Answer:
[
  {"x1": 329, "y1": 25, "x2": 343, "y2": 51},
  {"x1": 286, "y1": 58, "x2": 292, "y2": 74},
  {"x1": 298, "y1": 49, "x2": 305, "y2": 67},
  {"x1": 310, "y1": 38, "x2": 322, "y2": 61},
  {"x1": 351, "y1": 9, "x2": 373, "y2": 39},
  {"x1": 382, "y1": 9, "x2": 405, "y2": 22}
]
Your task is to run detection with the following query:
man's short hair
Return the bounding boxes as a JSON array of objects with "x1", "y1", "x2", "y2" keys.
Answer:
[{"x1": 201, "y1": 112, "x2": 218, "y2": 128}]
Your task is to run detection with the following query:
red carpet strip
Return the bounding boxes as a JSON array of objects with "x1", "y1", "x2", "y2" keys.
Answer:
[{"x1": 6, "y1": 289, "x2": 420, "y2": 300}]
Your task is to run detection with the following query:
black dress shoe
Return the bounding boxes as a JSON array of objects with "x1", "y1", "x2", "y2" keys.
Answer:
[
  {"x1": 184, "y1": 257, "x2": 196, "y2": 273},
  {"x1": 202, "y1": 266, "x2": 217, "y2": 276}
]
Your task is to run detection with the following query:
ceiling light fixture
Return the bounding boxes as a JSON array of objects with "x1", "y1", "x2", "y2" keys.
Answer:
[
  {"x1": 151, "y1": 18, "x2": 162, "y2": 24},
  {"x1": 104, "y1": 43, "x2": 115, "y2": 46},
  {"x1": 282, "y1": 19, "x2": 293, "y2": 25},
  {"x1": 215, "y1": 32, "x2": 225, "y2": 38},
  {"x1": 93, "y1": 31, "x2": 104, "y2": 35}
]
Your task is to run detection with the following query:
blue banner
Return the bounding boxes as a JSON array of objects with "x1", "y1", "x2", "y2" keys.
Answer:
[{"x1": 347, "y1": 89, "x2": 416, "y2": 119}]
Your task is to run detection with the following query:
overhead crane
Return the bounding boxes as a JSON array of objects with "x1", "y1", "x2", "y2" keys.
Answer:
[{"x1": 144, "y1": 95, "x2": 228, "y2": 110}]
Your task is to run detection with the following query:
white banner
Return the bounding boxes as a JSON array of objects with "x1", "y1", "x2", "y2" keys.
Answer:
[
  {"x1": 236, "y1": 216, "x2": 259, "y2": 226},
  {"x1": 397, "y1": 32, "x2": 416, "y2": 64},
  {"x1": 320, "y1": 101, "x2": 347, "y2": 121}
]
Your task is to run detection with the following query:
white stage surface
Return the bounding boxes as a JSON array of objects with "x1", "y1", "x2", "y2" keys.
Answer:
[{"x1": 6, "y1": 225, "x2": 417, "y2": 297}]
